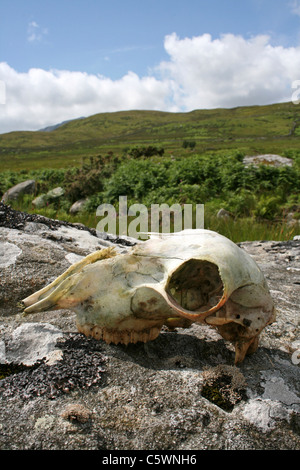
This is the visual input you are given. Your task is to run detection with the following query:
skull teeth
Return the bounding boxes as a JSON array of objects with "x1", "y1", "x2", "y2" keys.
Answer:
[{"x1": 76, "y1": 323, "x2": 161, "y2": 345}]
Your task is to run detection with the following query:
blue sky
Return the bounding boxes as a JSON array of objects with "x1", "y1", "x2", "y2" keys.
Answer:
[
  {"x1": 1, "y1": 0, "x2": 300, "y2": 132},
  {"x1": 2, "y1": 0, "x2": 300, "y2": 78}
]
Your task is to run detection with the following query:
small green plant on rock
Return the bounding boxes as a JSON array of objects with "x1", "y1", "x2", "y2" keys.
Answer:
[{"x1": 201, "y1": 365, "x2": 247, "y2": 412}]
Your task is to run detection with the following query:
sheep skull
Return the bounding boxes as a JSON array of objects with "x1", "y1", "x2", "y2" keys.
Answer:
[{"x1": 22, "y1": 229, "x2": 276, "y2": 363}]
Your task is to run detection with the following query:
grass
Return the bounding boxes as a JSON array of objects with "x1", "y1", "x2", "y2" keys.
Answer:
[
  {"x1": 204, "y1": 214, "x2": 298, "y2": 243},
  {"x1": 8, "y1": 197, "x2": 299, "y2": 244},
  {"x1": 1, "y1": 101, "x2": 299, "y2": 243},
  {"x1": 1, "y1": 101, "x2": 300, "y2": 171}
]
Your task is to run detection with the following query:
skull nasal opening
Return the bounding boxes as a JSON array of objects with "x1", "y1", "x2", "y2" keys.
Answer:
[{"x1": 166, "y1": 259, "x2": 224, "y2": 312}]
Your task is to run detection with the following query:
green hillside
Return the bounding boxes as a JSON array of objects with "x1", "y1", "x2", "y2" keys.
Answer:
[
  {"x1": 1, "y1": 101, "x2": 300, "y2": 171},
  {"x1": 1, "y1": 101, "x2": 299, "y2": 242}
]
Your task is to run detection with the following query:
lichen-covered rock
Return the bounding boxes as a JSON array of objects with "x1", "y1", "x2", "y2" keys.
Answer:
[
  {"x1": 243, "y1": 154, "x2": 293, "y2": 167},
  {"x1": 0, "y1": 203, "x2": 299, "y2": 450},
  {"x1": 1, "y1": 322, "x2": 63, "y2": 366}
]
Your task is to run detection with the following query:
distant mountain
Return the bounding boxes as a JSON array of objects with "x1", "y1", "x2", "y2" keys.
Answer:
[{"x1": 39, "y1": 117, "x2": 86, "y2": 132}]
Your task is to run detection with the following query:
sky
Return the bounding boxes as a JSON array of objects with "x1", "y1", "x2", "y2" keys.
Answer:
[{"x1": 1, "y1": 0, "x2": 300, "y2": 133}]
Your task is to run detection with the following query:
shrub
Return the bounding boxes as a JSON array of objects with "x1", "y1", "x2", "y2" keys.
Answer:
[
  {"x1": 64, "y1": 154, "x2": 120, "y2": 203},
  {"x1": 127, "y1": 145, "x2": 164, "y2": 158},
  {"x1": 103, "y1": 159, "x2": 168, "y2": 203},
  {"x1": 182, "y1": 140, "x2": 196, "y2": 149},
  {"x1": 227, "y1": 189, "x2": 257, "y2": 217},
  {"x1": 254, "y1": 194, "x2": 284, "y2": 220}
]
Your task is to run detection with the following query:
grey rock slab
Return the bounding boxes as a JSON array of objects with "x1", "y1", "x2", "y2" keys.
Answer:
[
  {"x1": 3, "y1": 322, "x2": 63, "y2": 366},
  {"x1": 241, "y1": 399, "x2": 289, "y2": 433},
  {"x1": 261, "y1": 370, "x2": 300, "y2": 406},
  {"x1": 0, "y1": 241, "x2": 22, "y2": 268},
  {"x1": 0, "y1": 206, "x2": 299, "y2": 450},
  {"x1": 243, "y1": 154, "x2": 293, "y2": 167},
  {"x1": 32, "y1": 195, "x2": 48, "y2": 209},
  {"x1": 1, "y1": 180, "x2": 36, "y2": 202},
  {"x1": 0, "y1": 226, "x2": 71, "y2": 318},
  {"x1": 46, "y1": 187, "x2": 64, "y2": 199},
  {"x1": 0, "y1": 339, "x2": 5, "y2": 363}
]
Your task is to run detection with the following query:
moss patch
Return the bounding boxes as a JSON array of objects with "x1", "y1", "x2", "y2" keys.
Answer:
[{"x1": 201, "y1": 365, "x2": 247, "y2": 412}]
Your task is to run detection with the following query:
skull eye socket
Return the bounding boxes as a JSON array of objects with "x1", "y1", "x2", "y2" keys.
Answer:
[{"x1": 166, "y1": 259, "x2": 224, "y2": 312}]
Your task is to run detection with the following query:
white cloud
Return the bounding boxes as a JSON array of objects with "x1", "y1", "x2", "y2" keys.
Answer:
[
  {"x1": 0, "y1": 63, "x2": 172, "y2": 132},
  {"x1": 27, "y1": 21, "x2": 48, "y2": 43},
  {"x1": 1, "y1": 32, "x2": 300, "y2": 133},
  {"x1": 159, "y1": 32, "x2": 300, "y2": 109},
  {"x1": 290, "y1": 0, "x2": 300, "y2": 16}
]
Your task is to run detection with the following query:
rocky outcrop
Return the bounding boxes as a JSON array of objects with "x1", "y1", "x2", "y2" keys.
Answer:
[
  {"x1": 1, "y1": 180, "x2": 36, "y2": 203},
  {"x1": 0, "y1": 202, "x2": 299, "y2": 450},
  {"x1": 243, "y1": 154, "x2": 293, "y2": 167},
  {"x1": 32, "y1": 186, "x2": 65, "y2": 208}
]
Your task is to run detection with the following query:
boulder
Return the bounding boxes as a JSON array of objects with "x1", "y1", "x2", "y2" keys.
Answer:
[
  {"x1": 69, "y1": 199, "x2": 88, "y2": 215},
  {"x1": 47, "y1": 187, "x2": 64, "y2": 199},
  {"x1": 217, "y1": 208, "x2": 233, "y2": 219},
  {"x1": 32, "y1": 187, "x2": 65, "y2": 209},
  {"x1": 0, "y1": 202, "x2": 299, "y2": 450},
  {"x1": 32, "y1": 194, "x2": 48, "y2": 209},
  {"x1": 286, "y1": 212, "x2": 300, "y2": 228},
  {"x1": 243, "y1": 154, "x2": 293, "y2": 168},
  {"x1": 1, "y1": 180, "x2": 36, "y2": 202}
]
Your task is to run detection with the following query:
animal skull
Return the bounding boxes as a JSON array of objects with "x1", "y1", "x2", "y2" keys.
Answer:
[{"x1": 22, "y1": 229, "x2": 276, "y2": 364}]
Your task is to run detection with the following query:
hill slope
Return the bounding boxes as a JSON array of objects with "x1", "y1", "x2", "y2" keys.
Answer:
[{"x1": 0, "y1": 102, "x2": 300, "y2": 170}]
